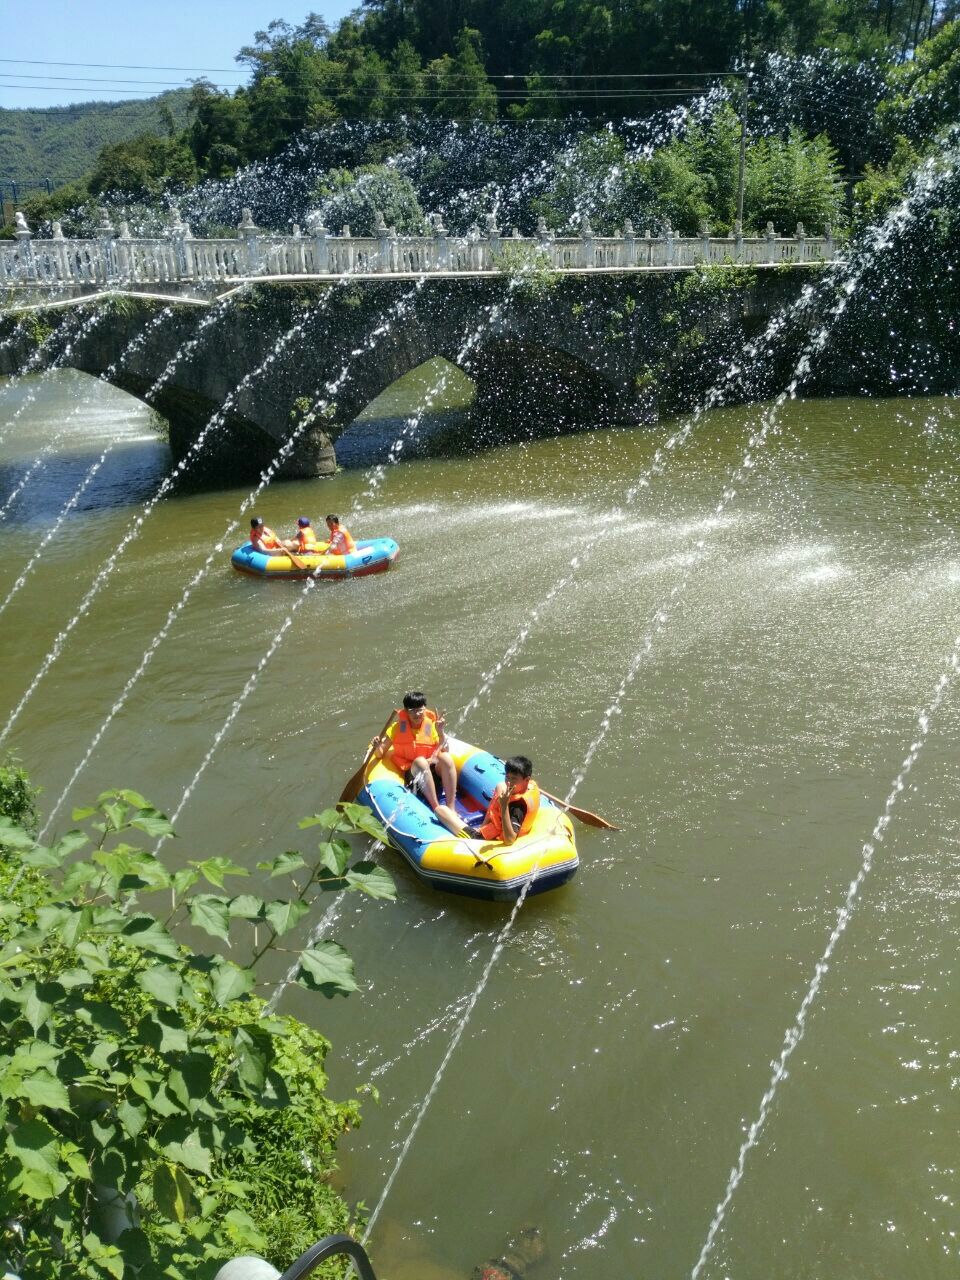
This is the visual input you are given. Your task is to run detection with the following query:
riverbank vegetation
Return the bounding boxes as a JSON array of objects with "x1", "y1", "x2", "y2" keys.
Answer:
[{"x1": 0, "y1": 764, "x2": 393, "y2": 1278}]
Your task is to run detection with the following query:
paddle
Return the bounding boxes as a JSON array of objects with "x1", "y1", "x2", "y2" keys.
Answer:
[
  {"x1": 280, "y1": 544, "x2": 309, "y2": 571},
  {"x1": 538, "y1": 788, "x2": 620, "y2": 831},
  {"x1": 339, "y1": 710, "x2": 398, "y2": 804}
]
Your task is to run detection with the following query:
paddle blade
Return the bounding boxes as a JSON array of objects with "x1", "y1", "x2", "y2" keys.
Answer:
[
  {"x1": 566, "y1": 806, "x2": 619, "y2": 831},
  {"x1": 539, "y1": 788, "x2": 619, "y2": 830},
  {"x1": 338, "y1": 763, "x2": 369, "y2": 805}
]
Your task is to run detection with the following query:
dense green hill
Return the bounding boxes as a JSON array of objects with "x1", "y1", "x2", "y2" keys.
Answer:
[{"x1": 0, "y1": 89, "x2": 193, "y2": 193}]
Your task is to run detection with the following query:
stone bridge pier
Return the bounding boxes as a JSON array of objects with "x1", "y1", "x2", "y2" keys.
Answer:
[{"x1": 0, "y1": 270, "x2": 816, "y2": 481}]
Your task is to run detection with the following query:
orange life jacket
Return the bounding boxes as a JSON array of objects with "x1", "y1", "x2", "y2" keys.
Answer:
[
  {"x1": 297, "y1": 525, "x2": 320, "y2": 552},
  {"x1": 255, "y1": 526, "x2": 282, "y2": 551},
  {"x1": 388, "y1": 709, "x2": 441, "y2": 772},
  {"x1": 328, "y1": 526, "x2": 356, "y2": 554},
  {"x1": 479, "y1": 778, "x2": 540, "y2": 841}
]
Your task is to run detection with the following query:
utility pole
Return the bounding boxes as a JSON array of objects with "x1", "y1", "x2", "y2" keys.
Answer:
[{"x1": 736, "y1": 71, "x2": 749, "y2": 231}]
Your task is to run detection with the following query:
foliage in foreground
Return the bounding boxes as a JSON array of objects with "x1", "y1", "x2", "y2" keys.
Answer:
[{"x1": 0, "y1": 786, "x2": 393, "y2": 1279}]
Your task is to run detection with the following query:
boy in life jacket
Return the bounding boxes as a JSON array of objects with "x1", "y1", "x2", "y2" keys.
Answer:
[
  {"x1": 373, "y1": 691, "x2": 463, "y2": 836},
  {"x1": 324, "y1": 514, "x2": 356, "y2": 555},
  {"x1": 284, "y1": 516, "x2": 319, "y2": 553},
  {"x1": 478, "y1": 755, "x2": 540, "y2": 845},
  {"x1": 249, "y1": 515, "x2": 282, "y2": 555}
]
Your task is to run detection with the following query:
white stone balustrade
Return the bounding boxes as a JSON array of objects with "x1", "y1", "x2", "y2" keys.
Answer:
[{"x1": 0, "y1": 208, "x2": 837, "y2": 294}]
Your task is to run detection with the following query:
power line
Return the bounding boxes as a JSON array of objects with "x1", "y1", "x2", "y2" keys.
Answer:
[
  {"x1": 0, "y1": 56, "x2": 744, "y2": 80},
  {"x1": 0, "y1": 57, "x2": 247, "y2": 74},
  {"x1": 0, "y1": 73, "x2": 246, "y2": 87}
]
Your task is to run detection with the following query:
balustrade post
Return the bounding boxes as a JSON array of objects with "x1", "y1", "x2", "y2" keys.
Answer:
[
  {"x1": 51, "y1": 219, "x2": 70, "y2": 285},
  {"x1": 114, "y1": 220, "x2": 133, "y2": 282},
  {"x1": 536, "y1": 216, "x2": 555, "y2": 267},
  {"x1": 95, "y1": 207, "x2": 117, "y2": 283},
  {"x1": 794, "y1": 221, "x2": 806, "y2": 262},
  {"x1": 373, "y1": 210, "x2": 390, "y2": 272},
  {"x1": 292, "y1": 224, "x2": 306, "y2": 272},
  {"x1": 14, "y1": 211, "x2": 37, "y2": 282},
  {"x1": 484, "y1": 212, "x2": 501, "y2": 270},
  {"x1": 310, "y1": 218, "x2": 329, "y2": 274},
  {"x1": 733, "y1": 218, "x2": 743, "y2": 264},
  {"x1": 699, "y1": 218, "x2": 711, "y2": 264},
  {"x1": 433, "y1": 215, "x2": 449, "y2": 271},
  {"x1": 165, "y1": 205, "x2": 192, "y2": 281},
  {"x1": 824, "y1": 222, "x2": 834, "y2": 262},
  {"x1": 238, "y1": 207, "x2": 261, "y2": 274},
  {"x1": 622, "y1": 218, "x2": 636, "y2": 267},
  {"x1": 664, "y1": 218, "x2": 674, "y2": 267},
  {"x1": 580, "y1": 215, "x2": 594, "y2": 268},
  {"x1": 643, "y1": 229, "x2": 653, "y2": 267},
  {"x1": 765, "y1": 221, "x2": 777, "y2": 264}
]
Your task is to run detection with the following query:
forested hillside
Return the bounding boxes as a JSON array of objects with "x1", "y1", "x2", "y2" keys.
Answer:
[
  {"x1": 3, "y1": 0, "x2": 960, "y2": 250},
  {"x1": 0, "y1": 90, "x2": 192, "y2": 191}
]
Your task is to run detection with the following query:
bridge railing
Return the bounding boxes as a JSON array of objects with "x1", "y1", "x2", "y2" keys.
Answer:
[{"x1": 0, "y1": 207, "x2": 836, "y2": 292}]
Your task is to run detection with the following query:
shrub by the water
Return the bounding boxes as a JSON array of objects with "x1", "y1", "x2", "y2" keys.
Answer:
[{"x1": 0, "y1": 784, "x2": 393, "y2": 1279}]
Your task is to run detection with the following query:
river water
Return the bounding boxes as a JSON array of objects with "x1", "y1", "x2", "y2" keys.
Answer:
[{"x1": 2, "y1": 370, "x2": 960, "y2": 1279}]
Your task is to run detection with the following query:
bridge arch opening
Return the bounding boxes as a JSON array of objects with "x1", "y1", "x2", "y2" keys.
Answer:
[
  {"x1": 335, "y1": 356, "x2": 476, "y2": 468},
  {"x1": 466, "y1": 337, "x2": 630, "y2": 447}
]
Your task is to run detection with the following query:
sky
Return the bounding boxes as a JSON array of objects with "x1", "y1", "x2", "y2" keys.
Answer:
[{"x1": 1, "y1": 1, "x2": 359, "y2": 110}]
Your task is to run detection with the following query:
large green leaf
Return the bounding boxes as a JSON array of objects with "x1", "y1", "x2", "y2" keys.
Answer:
[
  {"x1": 316, "y1": 838, "x2": 351, "y2": 877},
  {"x1": 101, "y1": 801, "x2": 127, "y2": 832},
  {"x1": 339, "y1": 801, "x2": 388, "y2": 841},
  {"x1": 298, "y1": 942, "x2": 357, "y2": 996},
  {"x1": 298, "y1": 808, "x2": 343, "y2": 830},
  {"x1": 262, "y1": 898, "x2": 309, "y2": 936},
  {"x1": 160, "y1": 1127, "x2": 213, "y2": 1177},
  {"x1": 116, "y1": 1098, "x2": 147, "y2": 1139},
  {"x1": 172, "y1": 867, "x2": 200, "y2": 894},
  {"x1": 138, "y1": 965, "x2": 183, "y2": 1010},
  {"x1": 257, "y1": 850, "x2": 306, "y2": 877},
  {"x1": 23, "y1": 984, "x2": 52, "y2": 1034},
  {"x1": 19, "y1": 1071, "x2": 72, "y2": 1112},
  {"x1": 82, "y1": 1231, "x2": 125, "y2": 1280},
  {"x1": 51, "y1": 829, "x2": 91, "y2": 860},
  {"x1": 190, "y1": 857, "x2": 248, "y2": 888},
  {"x1": 153, "y1": 1162, "x2": 198, "y2": 1223},
  {"x1": 11, "y1": 1042, "x2": 62, "y2": 1071},
  {"x1": 12, "y1": 1165, "x2": 68, "y2": 1202},
  {"x1": 227, "y1": 894, "x2": 263, "y2": 920},
  {"x1": 166, "y1": 1055, "x2": 214, "y2": 1116},
  {"x1": 344, "y1": 862, "x2": 396, "y2": 900},
  {"x1": 6, "y1": 1117, "x2": 59, "y2": 1174},
  {"x1": 0, "y1": 817, "x2": 38, "y2": 850},
  {"x1": 128, "y1": 807, "x2": 175, "y2": 839},
  {"x1": 233, "y1": 1025, "x2": 273, "y2": 1092},
  {"x1": 121, "y1": 916, "x2": 181, "y2": 958},
  {"x1": 211, "y1": 962, "x2": 254, "y2": 1007},
  {"x1": 188, "y1": 895, "x2": 231, "y2": 941},
  {"x1": 58, "y1": 905, "x2": 94, "y2": 948},
  {"x1": 144, "y1": 1083, "x2": 181, "y2": 1119}
]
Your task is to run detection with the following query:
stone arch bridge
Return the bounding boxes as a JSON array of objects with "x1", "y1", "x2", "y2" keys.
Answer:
[{"x1": 0, "y1": 271, "x2": 820, "y2": 479}]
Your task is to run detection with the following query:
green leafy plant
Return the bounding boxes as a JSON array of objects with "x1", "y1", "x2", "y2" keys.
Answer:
[
  {"x1": 0, "y1": 790, "x2": 393, "y2": 1279},
  {"x1": 492, "y1": 241, "x2": 558, "y2": 296}
]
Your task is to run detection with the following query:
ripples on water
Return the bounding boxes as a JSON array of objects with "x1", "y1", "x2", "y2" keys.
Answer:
[{"x1": 3, "y1": 375, "x2": 960, "y2": 1275}]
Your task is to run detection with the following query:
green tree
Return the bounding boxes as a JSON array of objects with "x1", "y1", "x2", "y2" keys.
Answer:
[
  {"x1": 744, "y1": 127, "x2": 845, "y2": 232},
  {"x1": 0, "y1": 788, "x2": 394, "y2": 1278},
  {"x1": 313, "y1": 163, "x2": 428, "y2": 234},
  {"x1": 88, "y1": 134, "x2": 197, "y2": 198},
  {"x1": 425, "y1": 28, "x2": 498, "y2": 122}
]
